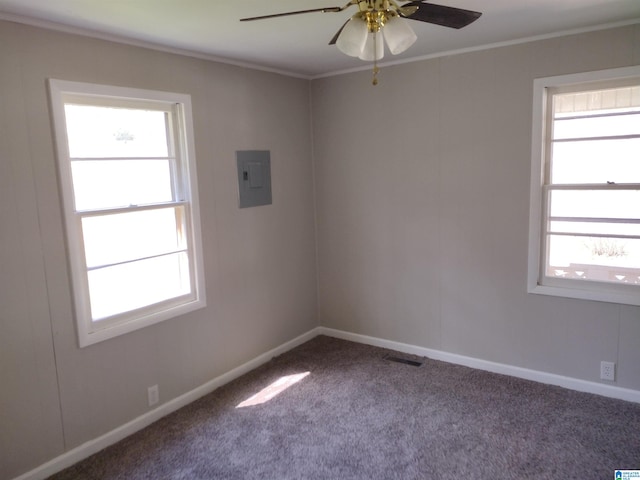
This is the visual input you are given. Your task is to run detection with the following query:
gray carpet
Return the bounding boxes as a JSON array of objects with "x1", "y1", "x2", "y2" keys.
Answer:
[{"x1": 49, "y1": 336, "x2": 640, "y2": 479}]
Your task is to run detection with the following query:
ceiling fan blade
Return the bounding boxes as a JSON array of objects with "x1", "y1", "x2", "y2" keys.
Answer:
[
  {"x1": 240, "y1": 6, "x2": 341, "y2": 22},
  {"x1": 400, "y1": 2, "x2": 481, "y2": 29},
  {"x1": 329, "y1": 20, "x2": 349, "y2": 45}
]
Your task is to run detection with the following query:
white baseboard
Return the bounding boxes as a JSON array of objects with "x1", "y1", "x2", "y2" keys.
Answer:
[
  {"x1": 13, "y1": 327, "x2": 321, "y2": 480},
  {"x1": 317, "y1": 327, "x2": 640, "y2": 404},
  {"x1": 15, "y1": 325, "x2": 640, "y2": 480}
]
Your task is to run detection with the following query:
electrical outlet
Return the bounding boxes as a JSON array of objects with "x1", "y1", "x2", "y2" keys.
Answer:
[
  {"x1": 148, "y1": 385, "x2": 159, "y2": 406},
  {"x1": 600, "y1": 361, "x2": 615, "y2": 381}
]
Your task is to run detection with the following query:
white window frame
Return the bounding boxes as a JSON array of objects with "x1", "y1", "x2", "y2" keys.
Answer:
[
  {"x1": 528, "y1": 65, "x2": 640, "y2": 306},
  {"x1": 49, "y1": 79, "x2": 206, "y2": 347}
]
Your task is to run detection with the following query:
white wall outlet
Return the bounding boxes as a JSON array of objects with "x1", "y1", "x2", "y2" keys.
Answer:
[
  {"x1": 600, "y1": 361, "x2": 615, "y2": 381},
  {"x1": 147, "y1": 384, "x2": 159, "y2": 406}
]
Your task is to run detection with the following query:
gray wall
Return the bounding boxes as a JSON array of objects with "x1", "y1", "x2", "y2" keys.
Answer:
[
  {"x1": 2, "y1": 17, "x2": 640, "y2": 480},
  {"x1": 0, "y1": 21, "x2": 317, "y2": 479},
  {"x1": 312, "y1": 25, "x2": 640, "y2": 394}
]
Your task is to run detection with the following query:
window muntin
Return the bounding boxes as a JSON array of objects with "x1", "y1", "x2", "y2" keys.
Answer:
[
  {"x1": 49, "y1": 80, "x2": 206, "y2": 346},
  {"x1": 529, "y1": 67, "x2": 640, "y2": 305}
]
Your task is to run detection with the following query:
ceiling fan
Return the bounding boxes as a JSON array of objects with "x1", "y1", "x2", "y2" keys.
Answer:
[{"x1": 241, "y1": 0, "x2": 482, "y2": 84}]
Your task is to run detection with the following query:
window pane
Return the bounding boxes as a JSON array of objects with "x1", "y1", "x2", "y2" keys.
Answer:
[
  {"x1": 546, "y1": 235, "x2": 640, "y2": 285},
  {"x1": 82, "y1": 207, "x2": 186, "y2": 268},
  {"x1": 549, "y1": 189, "x2": 640, "y2": 219},
  {"x1": 550, "y1": 138, "x2": 640, "y2": 184},
  {"x1": 65, "y1": 105, "x2": 169, "y2": 158},
  {"x1": 88, "y1": 252, "x2": 192, "y2": 320},
  {"x1": 554, "y1": 87, "x2": 640, "y2": 114},
  {"x1": 552, "y1": 112, "x2": 640, "y2": 140},
  {"x1": 71, "y1": 159, "x2": 173, "y2": 210}
]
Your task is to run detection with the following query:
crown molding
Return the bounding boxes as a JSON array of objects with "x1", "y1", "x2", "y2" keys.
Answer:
[
  {"x1": 312, "y1": 18, "x2": 640, "y2": 80},
  {"x1": 0, "y1": 12, "x2": 312, "y2": 80}
]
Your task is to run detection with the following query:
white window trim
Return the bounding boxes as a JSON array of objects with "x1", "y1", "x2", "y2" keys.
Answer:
[
  {"x1": 49, "y1": 79, "x2": 207, "y2": 347},
  {"x1": 527, "y1": 65, "x2": 640, "y2": 306}
]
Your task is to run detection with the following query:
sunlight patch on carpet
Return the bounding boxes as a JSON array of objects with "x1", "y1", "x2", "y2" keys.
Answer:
[{"x1": 236, "y1": 372, "x2": 310, "y2": 408}]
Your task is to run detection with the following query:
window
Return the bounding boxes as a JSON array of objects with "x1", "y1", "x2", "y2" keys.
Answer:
[
  {"x1": 49, "y1": 80, "x2": 206, "y2": 346},
  {"x1": 528, "y1": 66, "x2": 640, "y2": 306}
]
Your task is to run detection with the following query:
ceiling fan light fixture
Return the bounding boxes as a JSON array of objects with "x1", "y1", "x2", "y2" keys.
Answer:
[
  {"x1": 336, "y1": 15, "x2": 368, "y2": 57},
  {"x1": 358, "y1": 31, "x2": 384, "y2": 61},
  {"x1": 383, "y1": 15, "x2": 417, "y2": 55},
  {"x1": 239, "y1": 0, "x2": 482, "y2": 85}
]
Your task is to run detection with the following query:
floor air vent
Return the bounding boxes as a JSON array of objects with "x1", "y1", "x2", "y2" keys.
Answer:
[{"x1": 384, "y1": 355, "x2": 424, "y2": 367}]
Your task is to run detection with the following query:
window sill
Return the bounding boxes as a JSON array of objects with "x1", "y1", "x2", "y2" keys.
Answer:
[
  {"x1": 528, "y1": 282, "x2": 640, "y2": 307},
  {"x1": 78, "y1": 298, "x2": 206, "y2": 347}
]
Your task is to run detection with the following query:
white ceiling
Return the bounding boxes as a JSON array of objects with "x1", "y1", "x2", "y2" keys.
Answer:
[{"x1": 1, "y1": 0, "x2": 639, "y2": 78}]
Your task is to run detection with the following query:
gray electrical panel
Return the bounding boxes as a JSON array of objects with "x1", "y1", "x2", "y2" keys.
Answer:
[{"x1": 236, "y1": 150, "x2": 272, "y2": 208}]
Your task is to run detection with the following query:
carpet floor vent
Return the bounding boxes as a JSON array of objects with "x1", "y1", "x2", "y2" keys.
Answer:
[{"x1": 384, "y1": 355, "x2": 424, "y2": 367}]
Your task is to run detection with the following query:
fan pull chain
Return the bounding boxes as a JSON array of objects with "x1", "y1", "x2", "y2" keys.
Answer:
[{"x1": 372, "y1": 31, "x2": 379, "y2": 86}]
